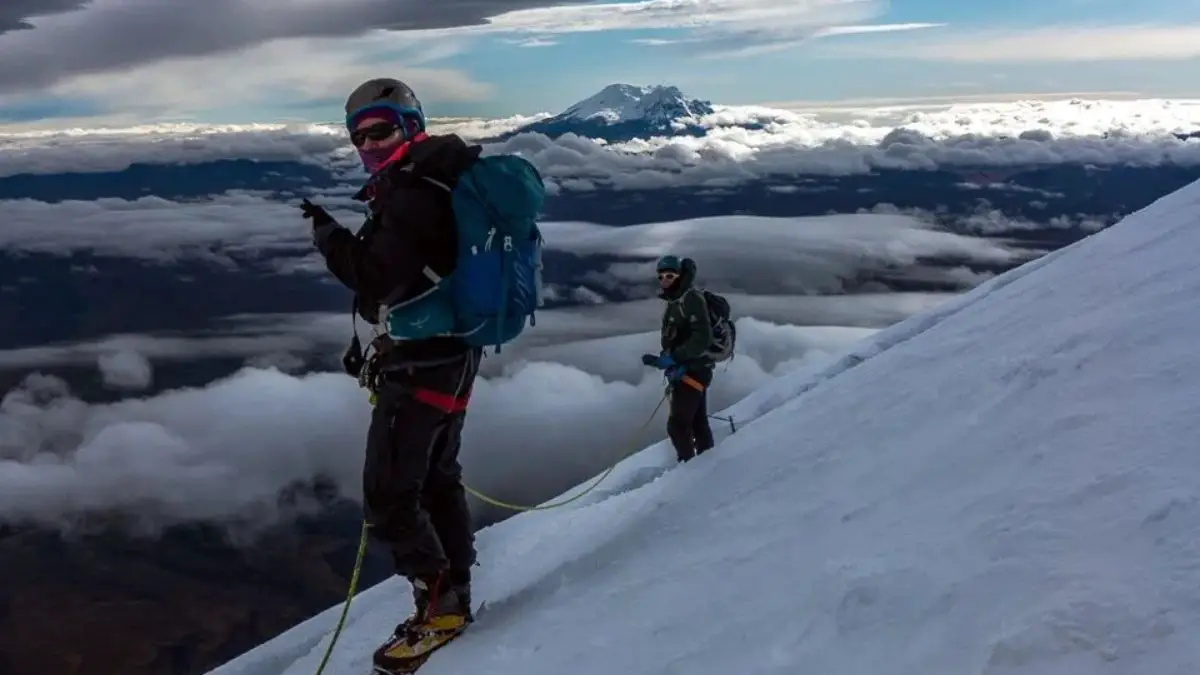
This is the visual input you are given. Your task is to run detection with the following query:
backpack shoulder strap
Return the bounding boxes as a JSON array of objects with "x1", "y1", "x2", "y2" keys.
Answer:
[
  {"x1": 420, "y1": 175, "x2": 453, "y2": 193},
  {"x1": 369, "y1": 166, "x2": 456, "y2": 308},
  {"x1": 381, "y1": 161, "x2": 458, "y2": 196},
  {"x1": 667, "y1": 287, "x2": 699, "y2": 306}
]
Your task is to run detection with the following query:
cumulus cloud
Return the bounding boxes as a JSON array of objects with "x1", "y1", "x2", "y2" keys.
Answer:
[
  {"x1": 97, "y1": 348, "x2": 153, "y2": 391},
  {"x1": 0, "y1": 193, "x2": 326, "y2": 262},
  {"x1": 5, "y1": 98, "x2": 1199, "y2": 187},
  {"x1": 0, "y1": 316, "x2": 875, "y2": 534},
  {"x1": 540, "y1": 214, "x2": 1024, "y2": 296}
]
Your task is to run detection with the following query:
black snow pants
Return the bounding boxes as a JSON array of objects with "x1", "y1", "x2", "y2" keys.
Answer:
[
  {"x1": 666, "y1": 368, "x2": 715, "y2": 463},
  {"x1": 362, "y1": 348, "x2": 481, "y2": 585}
]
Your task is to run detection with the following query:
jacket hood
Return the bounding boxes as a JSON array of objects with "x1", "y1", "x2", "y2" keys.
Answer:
[{"x1": 658, "y1": 256, "x2": 697, "y2": 300}]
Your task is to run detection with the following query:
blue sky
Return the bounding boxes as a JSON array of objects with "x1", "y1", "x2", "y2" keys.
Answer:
[{"x1": 1, "y1": 0, "x2": 1199, "y2": 127}]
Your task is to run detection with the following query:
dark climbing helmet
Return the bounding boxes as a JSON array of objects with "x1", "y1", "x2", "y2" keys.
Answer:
[
  {"x1": 344, "y1": 78, "x2": 426, "y2": 137},
  {"x1": 656, "y1": 255, "x2": 682, "y2": 273}
]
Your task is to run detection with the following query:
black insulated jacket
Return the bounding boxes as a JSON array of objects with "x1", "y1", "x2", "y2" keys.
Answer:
[{"x1": 316, "y1": 134, "x2": 483, "y2": 365}]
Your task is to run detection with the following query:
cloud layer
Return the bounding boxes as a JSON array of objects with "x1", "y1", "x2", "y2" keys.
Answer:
[
  {"x1": 0, "y1": 190, "x2": 1030, "y2": 311},
  {"x1": 1, "y1": 93, "x2": 1188, "y2": 536},
  {"x1": 0, "y1": 315, "x2": 885, "y2": 533},
  {"x1": 4, "y1": 98, "x2": 1198, "y2": 191}
]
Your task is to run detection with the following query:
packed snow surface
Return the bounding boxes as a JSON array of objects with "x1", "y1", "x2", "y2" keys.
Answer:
[{"x1": 210, "y1": 179, "x2": 1200, "y2": 675}]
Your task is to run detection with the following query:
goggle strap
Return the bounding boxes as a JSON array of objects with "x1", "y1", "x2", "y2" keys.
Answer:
[{"x1": 345, "y1": 103, "x2": 424, "y2": 129}]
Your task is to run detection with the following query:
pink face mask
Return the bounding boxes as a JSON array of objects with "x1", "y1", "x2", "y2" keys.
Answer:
[
  {"x1": 358, "y1": 144, "x2": 401, "y2": 173},
  {"x1": 356, "y1": 131, "x2": 430, "y2": 174},
  {"x1": 349, "y1": 109, "x2": 427, "y2": 174}
]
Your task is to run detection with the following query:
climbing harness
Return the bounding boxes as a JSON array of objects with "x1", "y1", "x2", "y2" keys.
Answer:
[
  {"x1": 663, "y1": 368, "x2": 739, "y2": 435},
  {"x1": 679, "y1": 373, "x2": 705, "y2": 392}
]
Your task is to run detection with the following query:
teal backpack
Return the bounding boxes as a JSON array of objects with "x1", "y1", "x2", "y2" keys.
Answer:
[{"x1": 381, "y1": 153, "x2": 546, "y2": 353}]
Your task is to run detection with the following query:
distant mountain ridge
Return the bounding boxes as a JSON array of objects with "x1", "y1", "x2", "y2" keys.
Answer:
[
  {"x1": 559, "y1": 83, "x2": 713, "y2": 125},
  {"x1": 496, "y1": 83, "x2": 725, "y2": 143}
]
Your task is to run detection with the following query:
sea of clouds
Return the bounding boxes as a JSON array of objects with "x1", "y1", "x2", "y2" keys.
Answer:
[{"x1": 2, "y1": 96, "x2": 1199, "y2": 536}]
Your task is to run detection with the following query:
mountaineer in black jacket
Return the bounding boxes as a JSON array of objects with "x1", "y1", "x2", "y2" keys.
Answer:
[
  {"x1": 300, "y1": 78, "x2": 480, "y2": 673},
  {"x1": 642, "y1": 255, "x2": 716, "y2": 462}
]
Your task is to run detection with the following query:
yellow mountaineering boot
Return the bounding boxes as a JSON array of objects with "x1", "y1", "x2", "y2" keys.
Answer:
[{"x1": 372, "y1": 571, "x2": 473, "y2": 674}]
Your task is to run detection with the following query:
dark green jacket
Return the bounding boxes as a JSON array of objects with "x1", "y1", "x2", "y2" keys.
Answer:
[{"x1": 658, "y1": 258, "x2": 714, "y2": 379}]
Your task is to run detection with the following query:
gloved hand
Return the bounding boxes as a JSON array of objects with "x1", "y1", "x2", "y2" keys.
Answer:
[
  {"x1": 641, "y1": 352, "x2": 675, "y2": 369},
  {"x1": 300, "y1": 198, "x2": 336, "y2": 227},
  {"x1": 301, "y1": 198, "x2": 340, "y2": 249},
  {"x1": 665, "y1": 365, "x2": 685, "y2": 382}
]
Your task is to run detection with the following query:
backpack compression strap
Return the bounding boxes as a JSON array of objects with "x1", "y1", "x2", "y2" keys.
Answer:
[{"x1": 379, "y1": 267, "x2": 444, "y2": 309}]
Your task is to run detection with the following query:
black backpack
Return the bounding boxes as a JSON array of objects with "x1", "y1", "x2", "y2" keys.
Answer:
[{"x1": 690, "y1": 288, "x2": 736, "y2": 362}]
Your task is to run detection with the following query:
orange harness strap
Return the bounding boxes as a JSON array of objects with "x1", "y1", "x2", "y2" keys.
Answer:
[{"x1": 681, "y1": 374, "x2": 705, "y2": 392}]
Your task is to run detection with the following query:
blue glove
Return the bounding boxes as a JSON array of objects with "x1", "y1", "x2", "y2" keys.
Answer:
[
  {"x1": 641, "y1": 353, "x2": 675, "y2": 369},
  {"x1": 665, "y1": 365, "x2": 685, "y2": 382}
]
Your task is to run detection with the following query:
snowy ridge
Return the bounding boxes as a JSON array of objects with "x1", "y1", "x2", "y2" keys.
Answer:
[
  {"x1": 212, "y1": 180, "x2": 1200, "y2": 674},
  {"x1": 559, "y1": 84, "x2": 715, "y2": 125},
  {"x1": 497, "y1": 83, "x2": 717, "y2": 143}
]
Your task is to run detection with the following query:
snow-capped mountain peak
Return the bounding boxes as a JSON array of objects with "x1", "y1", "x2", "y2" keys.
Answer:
[
  {"x1": 491, "y1": 83, "x2": 731, "y2": 143},
  {"x1": 558, "y1": 84, "x2": 714, "y2": 125}
]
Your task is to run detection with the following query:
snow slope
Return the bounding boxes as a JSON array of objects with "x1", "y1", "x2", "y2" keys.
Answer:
[{"x1": 210, "y1": 178, "x2": 1200, "y2": 675}]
